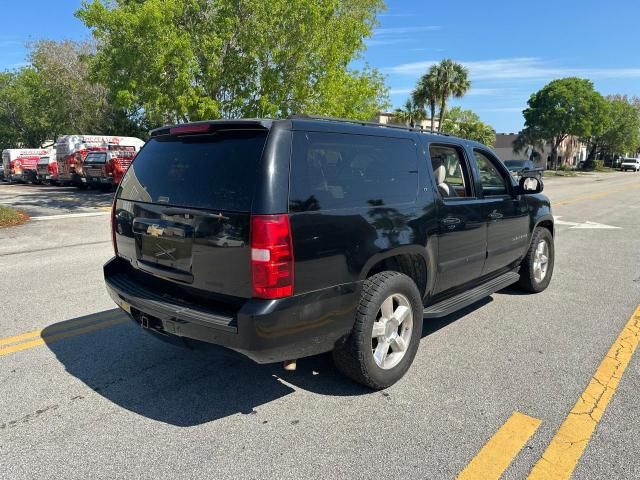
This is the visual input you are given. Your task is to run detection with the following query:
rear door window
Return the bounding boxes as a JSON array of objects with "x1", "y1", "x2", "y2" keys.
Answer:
[
  {"x1": 118, "y1": 131, "x2": 268, "y2": 211},
  {"x1": 290, "y1": 132, "x2": 418, "y2": 211},
  {"x1": 85, "y1": 152, "x2": 107, "y2": 164},
  {"x1": 428, "y1": 144, "x2": 474, "y2": 198}
]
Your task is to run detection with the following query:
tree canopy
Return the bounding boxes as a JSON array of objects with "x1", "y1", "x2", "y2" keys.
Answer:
[
  {"x1": 440, "y1": 107, "x2": 495, "y2": 145},
  {"x1": 591, "y1": 95, "x2": 640, "y2": 158},
  {"x1": 0, "y1": 39, "x2": 146, "y2": 150},
  {"x1": 412, "y1": 68, "x2": 438, "y2": 132},
  {"x1": 77, "y1": 0, "x2": 389, "y2": 125},
  {"x1": 393, "y1": 98, "x2": 425, "y2": 128},
  {"x1": 521, "y1": 77, "x2": 607, "y2": 167},
  {"x1": 410, "y1": 59, "x2": 470, "y2": 133}
]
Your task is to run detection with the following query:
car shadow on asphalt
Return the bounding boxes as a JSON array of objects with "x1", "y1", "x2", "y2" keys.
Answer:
[
  {"x1": 421, "y1": 297, "x2": 492, "y2": 337},
  {"x1": 4, "y1": 185, "x2": 113, "y2": 212},
  {"x1": 44, "y1": 299, "x2": 493, "y2": 427},
  {"x1": 42, "y1": 309, "x2": 371, "y2": 427}
]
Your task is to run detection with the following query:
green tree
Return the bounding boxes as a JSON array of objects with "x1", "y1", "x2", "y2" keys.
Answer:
[
  {"x1": 0, "y1": 39, "x2": 146, "y2": 151},
  {"x1": 412, "y1": 68, "x2": 439, "y2": 132},
  {"x1": 28, "y1": 39, "x2": 147, "y2": 138},
  {"x1": 512, "y1": 126, "x2": 546, "y2": 160},
  {"x1": 0, "y1": 68, "x2": 52, "y2": 148},
  {"x1": 594, "y1": 95, "x2": 640, "y2": 159},
  {"x1": 393, "y1": 98, "x2": 426, "y2": 128},
  {"x1": 431, "y1": 59, "x2": 470, "y2": 132},
  {"x1": 77, "y1": 0, "x2": 389, "y2": 125},
  {"x1": 440, "y1": 107, "x2": 496, "y2": 145},
  {"x1": 521, "y1": 77, "x2": 607, "y2": 169}
]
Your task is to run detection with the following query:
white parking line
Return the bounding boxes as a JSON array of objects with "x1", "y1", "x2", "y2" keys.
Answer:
[{"x1": 31, "y1": 211, "x2": 110, "y2": 221}]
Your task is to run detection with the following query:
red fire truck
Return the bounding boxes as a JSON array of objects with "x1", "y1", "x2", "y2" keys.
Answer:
[
  {"x1": 1, "y1": 148, "x2": 50, "y2": 183},
  {"x1": 56, "y1": 135, "x2": 144, "y2": 188}
]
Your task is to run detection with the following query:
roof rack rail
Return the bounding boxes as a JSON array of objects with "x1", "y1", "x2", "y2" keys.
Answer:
[{"x1": 287, "y1": 114, "x2": 449, "y2": 136}]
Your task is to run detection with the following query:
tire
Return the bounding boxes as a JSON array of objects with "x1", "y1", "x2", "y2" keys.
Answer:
[
  {"x1": 332, "y1": 271, "x2": 423, "y2": 389},
  {"x1": 516, "y1": 227, "x2": 554, "y2": 293}
]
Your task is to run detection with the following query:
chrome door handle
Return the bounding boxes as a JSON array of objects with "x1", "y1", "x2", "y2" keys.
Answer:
[
  {"x1": 488, "y1": 212, "x2": 503, "y2": 220},
  {"x1": 442, "y1": 217, "x2": 461, "y2": 225}
]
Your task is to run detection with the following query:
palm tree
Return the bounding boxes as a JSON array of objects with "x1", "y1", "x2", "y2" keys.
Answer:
[
  {"x1": 412, "y1": 68, "x2": 439, "y2": 133},
  {"x1": 432, "y1": 59, "x2": 471, "y2": 132},
  {"x1": 393, "y1": 98, "x2": 426, "y2": 128}
]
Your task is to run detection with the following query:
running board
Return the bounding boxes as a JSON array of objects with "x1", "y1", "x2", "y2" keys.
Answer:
[{"x1": 423, "y1": 271, "x2": 520, "y2": 318}]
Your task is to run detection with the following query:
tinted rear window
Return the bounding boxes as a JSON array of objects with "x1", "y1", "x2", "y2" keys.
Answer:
[
  {"x1": 290, "y1": 132, "x2": 418, "y2": 212},
  {"x1": 118, "y1": 131, "x2": 267, "y2": 211}
]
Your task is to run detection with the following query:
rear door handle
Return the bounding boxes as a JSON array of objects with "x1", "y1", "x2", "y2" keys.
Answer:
[
  {"x1": 488, "y1": 211, "x2": 503, "y2": 220},
  {"x1": 442, "y1": 217, "x2": 461, "y2": 225}
]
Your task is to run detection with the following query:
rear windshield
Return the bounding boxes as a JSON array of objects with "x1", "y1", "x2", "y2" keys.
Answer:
[
  {"x1": 85, "y1": 152, "x2": 107, "y2": 164},
  {"x1": 504, "y1": 160, "x2": 525, "y2": 167},
  {"x1": 118, "y1": 131, "x2": 267, "y2": 211}
]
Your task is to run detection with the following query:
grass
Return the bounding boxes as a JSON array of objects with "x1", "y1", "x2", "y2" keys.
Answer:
[
  {"x1": 0, "y1": 205, "x2": 29, "y2": 228},
  {"x1": 543, "y1": 170, "x2": 577, "y2": 177}
]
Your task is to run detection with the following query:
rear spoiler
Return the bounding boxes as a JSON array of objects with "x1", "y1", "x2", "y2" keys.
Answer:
[{"x1": 150, "y1": 120, "x2": 272, "y2": 138}]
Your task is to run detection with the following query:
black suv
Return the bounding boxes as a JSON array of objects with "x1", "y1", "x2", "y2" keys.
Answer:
[{"x1": 104, "y1": 117, "x2": 554, "y2": 389}]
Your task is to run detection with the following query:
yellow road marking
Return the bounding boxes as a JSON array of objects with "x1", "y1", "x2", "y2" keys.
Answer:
[
  {"x1": 457, "y1": 412, "x2": 542, "y2": 480},
  {"x1": 0, "y1": 317, "x2": 128, "y2": 357},
  {"x1": 528, "y1": 305, "x2": 640, "y2": 479},
  {"x1": 554, "y1": 182, "x2": 640, "y2": 206},
  {"x1": 0, "y1": 312, "x2": 123, "y2": 347}
]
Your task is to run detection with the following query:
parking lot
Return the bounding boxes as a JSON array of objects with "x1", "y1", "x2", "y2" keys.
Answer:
[{"x1": 1, "y1": 172, "x2": 639, "y2": 479}]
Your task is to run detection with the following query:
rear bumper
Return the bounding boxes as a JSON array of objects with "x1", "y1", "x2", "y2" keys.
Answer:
[
  {"x1": 85, "y1": 176, "x2": 114, "y2": 186},
  {"x1": 37, "y1": 173, "x2": 57, "y2": 181},
  {"x1": 9, "y1": 171, "x2": 37, "y2": 182},
  {"x1": 103, "y1": 257, "x2": 361, "y2": 363},
  {"x1": 58, "y1": 172, "x2": 84, "y2": 186}
]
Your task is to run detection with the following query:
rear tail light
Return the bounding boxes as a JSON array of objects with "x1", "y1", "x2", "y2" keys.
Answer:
[
  {"x1": 251, "y1": 214, "x2": 294, "y2": 299},
  {"x1": 106, "y1": 158, "x2": 115, "y2": 176},
  {"x1": 110, "y1": 198, "x2": 118, "y2": 256}
]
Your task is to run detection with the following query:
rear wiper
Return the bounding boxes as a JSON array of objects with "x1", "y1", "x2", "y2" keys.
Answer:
[{"x1": 161, "y1": 207, "x2": 229, "y2": 220}]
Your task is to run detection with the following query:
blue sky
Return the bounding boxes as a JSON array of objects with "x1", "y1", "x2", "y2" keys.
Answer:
[{"x1": 2, "y1": 0, "x2": 640, "y2": 132}]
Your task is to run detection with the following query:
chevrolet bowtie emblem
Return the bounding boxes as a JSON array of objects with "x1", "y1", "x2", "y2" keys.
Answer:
[{"x1": 147, "y1": 225, "x2": 164, "y2": 237}]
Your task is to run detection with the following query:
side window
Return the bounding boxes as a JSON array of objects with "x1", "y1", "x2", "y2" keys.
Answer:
[
  {"x1": 428, "y1": 144, "x2": 473, "y2": 199},
  {"x1": 290, "y1": 132, "x2": 418, "y2": 212},
  {"x1": 474, "y1": 150, "x2": 509, "y2": 196}
]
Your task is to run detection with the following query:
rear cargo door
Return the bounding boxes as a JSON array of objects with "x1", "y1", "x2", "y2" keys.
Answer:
[
  {"x1": 114, "y1": 129, "x2": 269, "y2": 299},
  {"x1": 84, "y1": 152, "x2": 108, "y2": 179}
]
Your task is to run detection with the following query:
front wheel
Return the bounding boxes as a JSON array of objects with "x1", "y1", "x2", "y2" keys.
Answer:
[
  {"x1": 332, "y1": 271, "x2": 423, "y2": 389},
  {"x1": 517, "y1": 227, "x2": 554, "y2": 293}
]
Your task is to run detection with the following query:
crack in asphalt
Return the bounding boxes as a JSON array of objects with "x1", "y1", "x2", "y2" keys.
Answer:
[
  {"x1": 0, "y1": 240, "x2": 110, "y2": 258},
  {"x1": 534, "y1": 316, "x2": 640, "y2": 471}
]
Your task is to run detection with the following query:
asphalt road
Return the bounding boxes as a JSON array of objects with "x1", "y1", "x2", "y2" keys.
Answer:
[{"x1": 1, "y1": 172, "x2": 639, "y2": 479}]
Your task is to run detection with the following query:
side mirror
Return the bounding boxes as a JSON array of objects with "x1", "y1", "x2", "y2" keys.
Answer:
[{"x1": 519, "y1": 176, "x2": 543, "y2": 194}]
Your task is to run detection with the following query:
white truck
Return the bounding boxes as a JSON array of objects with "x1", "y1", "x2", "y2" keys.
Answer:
[
  {"x1": 56, "y1": 135, "x2": 145, "y2": 188},
  {"x1": 620, "y1": 158, "x2": 640, "y2": 172},
  {"x1": 1, "y1": 148, "x2": 51, "y2": 183}
]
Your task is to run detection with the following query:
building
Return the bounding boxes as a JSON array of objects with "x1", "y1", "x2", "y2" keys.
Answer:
[
  {"x1": 493, "y1": 133, "x2": 586, "y2": 169},
  {"x1": 375, "y1": 112, "x2": 440, "y2": 132}
]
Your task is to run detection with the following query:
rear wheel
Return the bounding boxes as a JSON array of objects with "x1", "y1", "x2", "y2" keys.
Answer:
[
  {"x1": 332, "y1": 271, "x2": 423, "y2": 389},
  {"x1": 516, "y1": 227, "x2": 554, "y2": 293}
]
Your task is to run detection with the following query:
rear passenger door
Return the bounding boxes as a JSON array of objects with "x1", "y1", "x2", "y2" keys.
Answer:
[
  {"x1": 472, "y1": 148, "x2": 530, "y2": 275},
  {"x1": 427, "y1": 143, "x2": 487, "y2": 294},
  {"x1": 288, "y1": 131, "x2": 421, "y2": 293}
]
